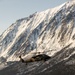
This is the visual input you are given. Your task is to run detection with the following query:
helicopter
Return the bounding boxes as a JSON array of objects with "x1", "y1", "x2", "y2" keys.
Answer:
[
  {"x1": 19, "y1": 53, "x2": 51, "y2": 65},
  {"x1": 18, "y1": 42, "x2": 56, "y2": 65}
]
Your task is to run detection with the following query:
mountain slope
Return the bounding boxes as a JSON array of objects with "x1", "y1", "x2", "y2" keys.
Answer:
[
  {"x1": 0, "y1": 47, "x2": 75, "y2": 75},
  {"x1": 0, "y1": 1, "x2": 75, "y2": 74}
]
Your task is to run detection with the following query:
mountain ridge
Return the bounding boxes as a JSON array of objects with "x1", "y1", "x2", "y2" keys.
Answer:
[{"x1": 0, "y1": 0, "x2": 75, "y2": 64}]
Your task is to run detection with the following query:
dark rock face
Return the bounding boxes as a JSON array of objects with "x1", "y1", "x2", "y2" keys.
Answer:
[{"x1": 0, "y1": 57, "x2": 75, "y2": 75}]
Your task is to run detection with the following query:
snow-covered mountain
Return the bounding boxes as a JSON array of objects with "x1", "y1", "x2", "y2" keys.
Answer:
[{"x1": 0, "y1": 1, "x2": 75, "y2": 74}]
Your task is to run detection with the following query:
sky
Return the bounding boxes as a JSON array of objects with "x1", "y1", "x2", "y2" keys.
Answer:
[{"x1": 0, "y1": 0, "x2": 66, "y2": 35}]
